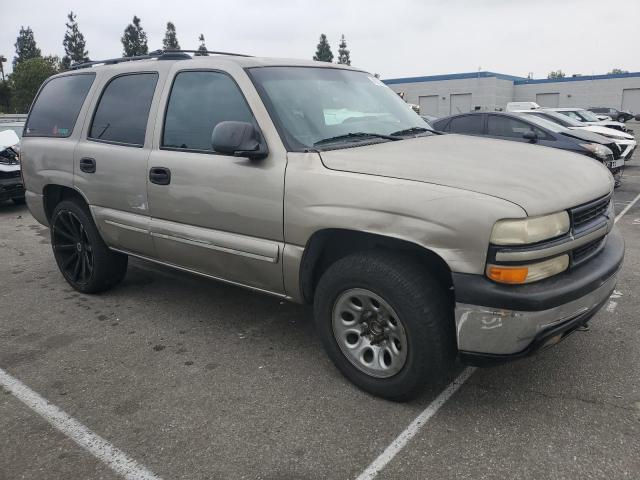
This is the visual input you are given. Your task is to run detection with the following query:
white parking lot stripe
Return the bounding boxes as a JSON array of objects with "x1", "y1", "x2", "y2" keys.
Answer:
[
  {"x1": 355, "y1": 367, "x2": 476, "y2": 480},
  {"x1": 615, "y1": 191, "x2": 640, "y2": 223},
  {"x1": 0, "y1": 368, "x2": 162, "y2": 480},
  {"x1": 355, "y1": 188, "x2": 640, "y2": 480}
]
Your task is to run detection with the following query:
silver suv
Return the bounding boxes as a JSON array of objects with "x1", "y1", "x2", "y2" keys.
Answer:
[{"x1": 21, "y1": 51, "x2": 624, "y2": 400}]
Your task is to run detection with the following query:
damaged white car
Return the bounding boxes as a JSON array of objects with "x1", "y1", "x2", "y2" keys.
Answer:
[{"x1": 0, "y1": 129, "x2": 25, "y2": 205}]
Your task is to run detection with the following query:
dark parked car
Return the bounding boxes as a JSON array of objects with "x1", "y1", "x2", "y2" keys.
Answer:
[
  {"x1": 432, "y1": 112, "x2": 624, "y2": 184},
  {"x1": 589, "y1": 107, "x2": 635, "y2": 123}
]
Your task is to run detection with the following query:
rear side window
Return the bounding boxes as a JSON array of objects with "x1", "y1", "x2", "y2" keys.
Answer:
[
  {"x1": 25, "y1": 74, "x2": 95, "y2": 137},
  {"x1": 447, "y1": 115, "x2": 484, "y2": 135},
  {"x1": 89, "y1": 73, "x2": 158, "y2": 146},
  {"x1": 162, "y1": 71, "x2": 254, "y2": 151}
]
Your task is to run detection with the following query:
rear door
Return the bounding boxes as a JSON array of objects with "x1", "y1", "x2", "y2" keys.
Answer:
[
  {"x1": 146, "y1": 68, "x2": 287, "y2": 294},
  {"x1": 75, "y1": 71, "x2": 161, "y2": 257}
]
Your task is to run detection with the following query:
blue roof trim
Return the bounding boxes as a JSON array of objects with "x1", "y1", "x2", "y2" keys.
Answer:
[
  {"x1": 514, "y1": 71, "x2": 640, "y2": 84},
  {"x1": 383, "y1": 71, "x2": 526, "y2": 85}
]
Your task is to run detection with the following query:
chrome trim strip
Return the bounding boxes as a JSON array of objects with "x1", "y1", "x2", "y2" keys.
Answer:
[
  {"x1": 104, "y1": 219, "x2": 149, "y2": 234},
  {"x1": 455, "y1": 274, "x2": 617, "y2": 355},
  {"x1": 149, "y1": 231, "x2": 278, "y2": 263},
  {"x1": 495, "y1": 224, "x2": 608, "y2": 262},
  {"x1": 109, "y1": 247, "x2": 288, "y2": 299}
]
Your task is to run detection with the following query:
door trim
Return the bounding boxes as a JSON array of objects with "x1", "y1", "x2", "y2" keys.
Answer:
[{"x1": 149, "y1": 217, "x2": 280, "y2": 264}]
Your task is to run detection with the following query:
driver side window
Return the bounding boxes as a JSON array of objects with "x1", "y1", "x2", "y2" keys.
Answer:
[{"x1": 162, "y1": 71, "x2": 255, "y2": 152}]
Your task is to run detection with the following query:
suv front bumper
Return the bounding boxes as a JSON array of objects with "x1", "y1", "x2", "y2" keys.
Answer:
[{"x1": 452, "y1": 228, "x2": 624, "y2": 365}]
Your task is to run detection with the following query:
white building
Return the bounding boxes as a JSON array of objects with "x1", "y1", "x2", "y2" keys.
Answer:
[{"x1": 383, "y1": 71, "x2": 640, "y2": 118}]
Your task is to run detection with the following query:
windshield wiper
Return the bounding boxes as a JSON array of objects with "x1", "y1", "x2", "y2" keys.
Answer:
[
  {"x1": 313, "y1": 132, "x2": 401, "y2": 147},
  {"x1": 389, "y1": 126, "x2": 437, "y2": 136}
]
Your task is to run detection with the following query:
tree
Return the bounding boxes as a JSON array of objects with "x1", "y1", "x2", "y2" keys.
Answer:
[
  {"x1": 195, "y1": 34, "x2": 209, "y2": 56},
  {"x1": 313, "y1": 34, "x2": 333, "y2": 63},
  {"x1": 10, "y1": 56, "x2": 59, "y2": 113},
  {"x1": 547, "y1": 70, "x2": 566, "y2": 79},
  {"x1": 121, "y1": 16, "x2": 148, "y2": 57},
  {"x1": 62, "y1": 12, "x2": 89, "y2": 69},
  {"x1": 337, "y1": 34, "x2": 351, "y2": 65},
  {"x1": 162, "y1": 22, "x2": 180, "y2": 50},
  {"x1": 608, "y1": 68, "x2": 629, "y2": 75},
  {"x1": 13, "y1": 26, "x2": 41, "y2": 69}
]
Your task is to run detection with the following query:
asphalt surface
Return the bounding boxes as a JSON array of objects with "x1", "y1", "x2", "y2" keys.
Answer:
[{"x1": 1, "y1": 126, "x2": 639, "y2": 480}]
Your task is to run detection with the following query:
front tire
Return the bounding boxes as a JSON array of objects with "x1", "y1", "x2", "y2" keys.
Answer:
[
  {"x1": 314, "y1": 251, "x2": 456, "y2": 401},
  {"x1": 50, "y1": 199, "x2": 128, "y2": 293}
]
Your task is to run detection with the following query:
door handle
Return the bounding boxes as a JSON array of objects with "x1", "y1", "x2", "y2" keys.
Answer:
[
  {"x1": 79, "y1": 157, "x2": 96, "y2": 173},
  {"x1": 149, "y1": 167, "x2": 171, "y2": 185}
]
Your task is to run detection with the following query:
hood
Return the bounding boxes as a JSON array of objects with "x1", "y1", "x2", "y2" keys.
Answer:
[
  {"x1": 571, "y1": 125, "x2": 634, "y2": 140},
  {"x1": 595, "y1": 120, "x2": 626, "y2": 129},
  {"x1": 559, "y1": 128, "x2": 613, "y2": 144},
  {"x1": 319, "y1": 134, "x2": 613, "y2": 217}
]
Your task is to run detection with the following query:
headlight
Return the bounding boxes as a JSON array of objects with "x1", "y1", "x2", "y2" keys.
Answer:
[
  {"x1": 580, "y1": 143, "x2": 612, "y2": 160},
  {"x1": 486, "y1": 255, "x2": 569, "y2": 284},
  {"x1": 490, "y1": 211, "x2": 570, "y2": 245}
]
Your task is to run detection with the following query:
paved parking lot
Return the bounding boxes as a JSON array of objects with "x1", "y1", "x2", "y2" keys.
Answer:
[{"x1": 1, "y1": 127, "x2": 640, "y2": 480}]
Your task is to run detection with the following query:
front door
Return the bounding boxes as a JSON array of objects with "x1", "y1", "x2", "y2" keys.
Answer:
[{"x1": 146, "y1": 69, "x2": 286, "y2": 294}]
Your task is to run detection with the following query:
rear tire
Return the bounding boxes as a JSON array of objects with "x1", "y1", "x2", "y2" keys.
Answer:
[
  {"x1": 314, "y1": 250, "x2": 456, "y2": 401},
  {"x1": 50, "y1": 199, "x2": 128, "y2": 293}
]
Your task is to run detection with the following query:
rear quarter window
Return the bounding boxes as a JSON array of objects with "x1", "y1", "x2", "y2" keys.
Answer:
[{"x1": 25, "y1": 73, "x2": 95, "y2": 137}]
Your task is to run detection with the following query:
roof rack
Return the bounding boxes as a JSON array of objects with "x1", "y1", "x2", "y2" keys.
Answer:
[{"x1": 70, "y1": 49, "x2": 252, "y2": 70}]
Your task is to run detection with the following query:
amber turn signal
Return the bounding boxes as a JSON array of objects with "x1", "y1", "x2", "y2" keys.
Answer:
[{"x1": 486, "y1": 266, "x2": 529, "y2": 284}]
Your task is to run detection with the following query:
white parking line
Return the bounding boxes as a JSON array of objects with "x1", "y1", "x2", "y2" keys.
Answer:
[
  {"x1": 615, "y1": 191, "x2": 640, "y2": 223},
  {"x1": 0, "y1": 368, "x2": 162, "y2": 480},
  {"x1": 355, "y1": 367, "x2": 476, "y2": 480},
  {"x1": 355, "y1": 190, "x2": 640, "y2": 480}
]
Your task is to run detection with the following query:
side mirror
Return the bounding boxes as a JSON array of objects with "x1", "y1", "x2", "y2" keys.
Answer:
[
  {"x1": 211, "y1": 121, "x2": 268, "y2": 160},
  {"x1": 523, "y1": 130, "x2": 538, "y2": 142}
]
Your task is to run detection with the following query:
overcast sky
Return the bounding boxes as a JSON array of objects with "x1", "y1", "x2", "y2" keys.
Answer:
[{"x1": 2, "y1": 0, "x2": 638, "y2": 79}]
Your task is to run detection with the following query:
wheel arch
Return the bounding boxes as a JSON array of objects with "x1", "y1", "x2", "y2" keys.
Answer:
[
  {"x1": 43, "y1": 184, "x2": 91, "y2": 223},
  {"x1": 299, "y1": 228, "x2": 454, "y2": 306}
]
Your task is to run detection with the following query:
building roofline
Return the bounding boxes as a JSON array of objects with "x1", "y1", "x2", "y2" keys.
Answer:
[
  {"x1": 382, "y1": 70, "x2": 640, "y2": 86},
  {"x1": 513, "y1": 71, "x2": 640, "y2": 84},
  {"x1": 383, "y1": 71, "x2": 526, "y2": 85}
]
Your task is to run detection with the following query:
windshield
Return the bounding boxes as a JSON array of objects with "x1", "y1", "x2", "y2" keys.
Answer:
[
  {"x1": 513, "y1": 113, "x2": 565, "y2": 133},
  {"x1": 530, "y1": 111, "x2": 582, "y2": 127},
  {"x1": 248, "y1": 67, "x2": 429, "y2": 150},
  {"x1": 574, "y1": 109, "x2": 600, "y2": 122}
]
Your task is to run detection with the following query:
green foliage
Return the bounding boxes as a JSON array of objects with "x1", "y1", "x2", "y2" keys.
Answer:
[
  {"x1": 163, "y1": 22, "x2": 180, "y2": 50},
  {"x1": 547, "y1": 70, "x2": 566, "y2": 79},
  {"x1": 62, "y1": 12, "x2": 89, "y2": 70},
  {"x1": 313, "y1": 34, "x2": 333, "y2": 63},
  {"x1": 121, "y1": 16, "x2": 148, "y2": 57},
  {"x1": 13, "y1": 26, "x2": 41, "y2": 69},
  {"x1": 10, "y1": 56, "x2": 59, "y2": 113},
  {"x1": 337, "y1": 34, "x2": 350, "y2": 65},
  {"x1": 195, "y1": 34, "x2": 209, "y2": 56},
  {"x1": 608, "y1": 68, "x2": 629, "y2": 75}
]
